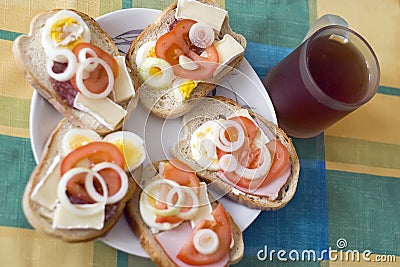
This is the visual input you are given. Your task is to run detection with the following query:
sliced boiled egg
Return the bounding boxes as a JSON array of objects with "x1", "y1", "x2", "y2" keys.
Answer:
[
  {"x1": 135, "y1": 41, "x2": 157, "y2": 68},
  {"x1": 172, "y1": 77, "x2": 198, "y2": 101},
  {"x1": 138, "y1": 57, "x2": 175, "y2": 89},
  {"x1": 62, "y1": 128, "x2": 101, "y2": 155},
  {"x1": 190, "y1": 120, "x2": 221, "y2": 171},
  {"x1": 42, "y1": 10, "x2": 90, "y2": 54},
  {"x1": 103, "y1": 131, "x2": 146, "y2": 171}
]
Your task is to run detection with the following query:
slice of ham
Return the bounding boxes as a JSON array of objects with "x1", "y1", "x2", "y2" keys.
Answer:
[
  {"x1": 154, "y1": 222, "x2": 229, "y2": 267},
  {"x1": 218, "y1": 161, "x2": 291, "y2": 200}
]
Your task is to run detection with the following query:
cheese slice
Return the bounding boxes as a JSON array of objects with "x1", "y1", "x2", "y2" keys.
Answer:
[
  {"x1": 74, "y1": 93, "x2": 127, "y2": 130},
  {"x1": 175, "y1": 0, "x2": 228, "y2": 31},
  {"x1": 30, "y1": 155, "x2": 61, "y2": 210},
  {"x1": 213, "y1": 34, "x2": 245, "y2": 76},
  {"x1": 52, "y1": 202, "x2": 105, "y2": 230},
  {"x1": 113, "y1": 56, "x2": 135, "y2": 103}
]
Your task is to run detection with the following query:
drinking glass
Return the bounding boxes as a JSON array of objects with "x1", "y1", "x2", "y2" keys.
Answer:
[{"x1": 263, "y1": 16, "x2": 380, "y2": 138}]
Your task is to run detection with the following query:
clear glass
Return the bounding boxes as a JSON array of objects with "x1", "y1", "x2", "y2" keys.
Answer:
[{"x1": 263, "y1": 25, "x2": 380, "y2": 138}]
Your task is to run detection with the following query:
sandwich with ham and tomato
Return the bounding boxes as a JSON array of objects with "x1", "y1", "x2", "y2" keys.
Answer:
[
  {"x1": 126, "y1": 0, "x2": 247, "y2": 119},
  {"x1": 23, "y1": 119, "x2": 145, "y2": 242},
  {"x1": 13, "y1": 9, "x2": 136, "y2": 134},
  {"x1": 172, "y1": 97, "x2": 300, "y2": 210},
  {"x1": 125, "y1": 158, "x2": 244, "y2": 267}
]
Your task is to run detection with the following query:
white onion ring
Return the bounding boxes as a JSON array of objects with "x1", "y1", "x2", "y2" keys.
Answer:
[
  {"x1": 234, "y1": 145, "x2": 272, "y2": 180},
  {"x1": 214, "y1": 120, "x2": 245, "y2": 152},
  {"x1": 193, "y1": 229, "x2": 219, "y2": 255},
  {"x1": 219, "y1": 154, "x2": 238, "y2": 173},
  {"x1": 78, "y1": 47, "x2": 98, "y2": 73},
  {"x1": 142, "y1": 179, "x2": 182, "y2": 217},
  {"x1": 189, "y1": 22, "x2": 215, "y2": 49},
  {"x1": 46, "y1": 48, "x2": 77, "y2": 82},
  {"x1": 176, "y1": 187, "x2": 199, "y2": 220},
  {"x1": 165, "y1": 185, "x2": 186, "y2": 210},
  {"x1": 75, "y1": 57, "x2": 114, "y2": 99},
  {"x1": 57, "y1": 167, "x2": 107, "y2": 216},
  {"x1": 91, "y1": 162, "x2": 128, "y2": 204}
]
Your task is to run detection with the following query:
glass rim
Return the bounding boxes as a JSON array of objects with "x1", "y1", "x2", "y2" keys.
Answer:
[{"x1": 300, "y1": 25, "x2": 380, "y2": 111}]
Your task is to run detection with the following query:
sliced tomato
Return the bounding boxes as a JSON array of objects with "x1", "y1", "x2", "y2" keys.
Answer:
[
  {"x1": 264, "y1": 139, "x2": 290, "y2": 182},
  {"x1": 177, "y1": 204, "x2": 232, "y2": 265},
  {"x1": 229, "y1": 116, "x2": 259, "y2": 140},
  {"x1": 220, "y1": 139, "x2": 290, "y2": 190},
  {"x1": 155, "y1": 159, "x2": 200, "y2": 224},
  {"x1": 155, "y1": 19, "x2": 219, "y2": 80},
  {"x1": 70, "y1": 42, "x2": 119, "y2": 94},
  {"x1": 61, "y1": 141, "x2": 125, "y2": 203}
]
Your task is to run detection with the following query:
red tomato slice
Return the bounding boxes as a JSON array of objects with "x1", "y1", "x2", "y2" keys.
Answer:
[
  {"x1": 155, "y1": 159, "x2": 200, "y2": 224},
  {"x1": 155, "y1": 19, "x2": 219, "y2": 80},
  {"x1": 264, "y1": 139, "x2": 290, "y2": 182},
  {"x1": 221, "y1": 139, "x2": 290, "y2": 190},
  {"x1": 61, "y1": 141, "x2": 125, "y2": 203},
  {"x1": 177, "y1": 204, "x2": 232, "y2": 265},
  {"x1": 70, "y1": 42, "x2": 119, "y2": 94},
  {"x1": 229, "y1": 116, "x2": 259, "y2": 141}
]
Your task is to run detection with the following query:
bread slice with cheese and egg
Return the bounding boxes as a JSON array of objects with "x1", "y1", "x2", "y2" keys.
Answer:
[
  {"x1": 13, "y1": 9, "x2": 137, "y2": 135},
  {"x1": 171, "y1": 96, "x2": 300, "y2": 210},
  {"x1": 23, "y1": 118, "x2": 145, "y2": 242},
  {"x1": 126, "y1": 0, "x2": 247, "y2": 119},
  {"x1": 125, "y1": 159, "x2": 244, "y2": 267}
]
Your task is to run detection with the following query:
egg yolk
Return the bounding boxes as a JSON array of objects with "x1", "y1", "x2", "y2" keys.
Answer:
[
  {"x1": 50, "y1": 17, "x2": 83, "y2": 49},
  {"x1": 147, "y1": 47, "x2": 157, "y2": 58},
  {"x1": 178, "y1": 80, "x2": 198, "y2": 100},
  {"x1": 69, "y1": 136, "x2": 93, "y2": 151},
  {"x1": 113, "y1": 139, "x2": 142, "y2": 169},
  {"x1": 149, "y1": 66, "x2": 162, "y2": 77}
]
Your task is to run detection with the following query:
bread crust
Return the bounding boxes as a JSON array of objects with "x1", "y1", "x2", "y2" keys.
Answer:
[
  {"x1": 172, "y1": 96, "x2": 300, "y2": 210},
  {"x1": 126, "y1": 0, "x2": 247, "y2": 119},
  {"x1": 13, "y1": 9, "x2": 137, "y2": 135},
  {"x1": 124, "y1": 161, "x2": 244, "y2": 267},
  {"x1": 23, "y1": 119, "x2": 139, "y2": 242}
]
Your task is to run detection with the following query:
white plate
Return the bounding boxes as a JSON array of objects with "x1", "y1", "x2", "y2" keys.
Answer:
[{"x1": 29, "y1": 8, "x2": 277, "y2": 257}]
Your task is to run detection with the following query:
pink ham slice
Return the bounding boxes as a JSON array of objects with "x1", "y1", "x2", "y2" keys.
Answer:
[
  {"x1": 218, "y1": 161, "x2": 291, "y2": 200},
  {"x1": 154, "y1": 222, "x2": 229, "y2": 267}
]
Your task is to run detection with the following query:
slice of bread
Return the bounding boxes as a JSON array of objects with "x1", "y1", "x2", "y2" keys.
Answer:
[
  {"x1": 126, "y1": 0, "x2": 247, "y2": 119},
  {"x1": 125, "y1": 161, "x2": 244, "y2": 266},
  {"x1": 23, "y1": 119, "x2": 138, "y2": 242},
  {"x1": 13, "y1": 9, "x2": 136, "y2": 135},
  {"x1": 171, "y1": 96, "x2": 300, "y2": 210}
]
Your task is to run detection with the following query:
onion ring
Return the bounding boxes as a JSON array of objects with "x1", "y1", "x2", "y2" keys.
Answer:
[
  {"x1": 91, "y1": 162, "x2": 128, "y2": 204},
  {"x1": 142, "y1": 179, "x2": 182, "y2": 217},
  {"x1": 193, "y1": 229, "x2": 219, "y2": 255},
  {"x1": 214, "y1": 120, "x2": 245, "y2": 152},
  {"x1": 234, "y1": 144, "x2": 272, "y2": 180},
  {"x1": 46, "y1": 48, "x2": 77, "y2": 82},
  {"x1": 75, "y1": 57, "x2": 114, "y2": 99},
  {"x1": 78, "y1": 47, "x2": 99, "y2": 74},
  {"x1": 57, "y1": 167, "x2": 107, "y2": 216}
]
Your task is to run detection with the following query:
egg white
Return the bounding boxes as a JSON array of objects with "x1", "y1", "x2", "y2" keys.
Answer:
[
  {"x1": 41, "y1": 10, "x2": 90, "y2": 55},
  {"x1": 103, "y1": 131, "x2": 146, "y2": 171},
  {"x1": 190, "y1": 120, "x2": 221, "y2": 171},
  {"x1": 135, "y1": 41, "x2": 157, "y2": 68},
  {"x1": 62, "y1": 128, "x2": 101, "y2": 155}
]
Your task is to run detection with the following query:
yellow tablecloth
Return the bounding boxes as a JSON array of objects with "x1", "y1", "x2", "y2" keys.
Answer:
[{"x1": 0, "y1": 0, "x2": 399, "y2": 266}]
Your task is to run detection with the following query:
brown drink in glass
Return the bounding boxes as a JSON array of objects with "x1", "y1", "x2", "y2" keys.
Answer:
[{"x1": 263, "y1": 25, "x2": 380, "y2": 138}]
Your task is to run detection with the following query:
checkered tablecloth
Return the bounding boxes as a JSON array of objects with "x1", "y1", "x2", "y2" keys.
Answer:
[{"x1": 0, "y1": 0, "x2": 399, "y2": 266}]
